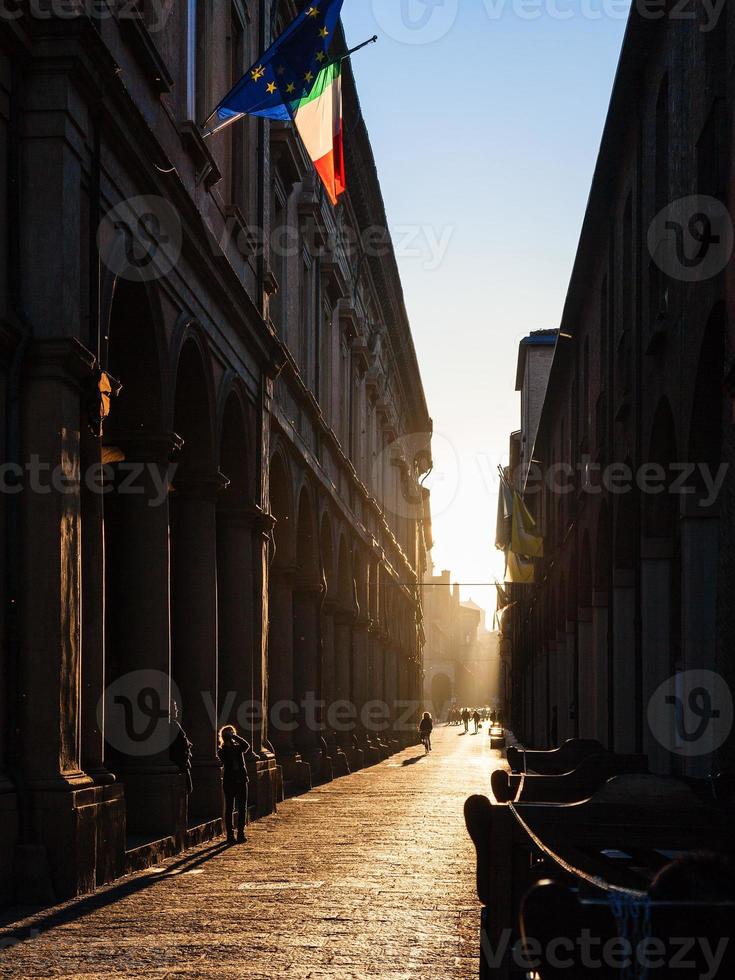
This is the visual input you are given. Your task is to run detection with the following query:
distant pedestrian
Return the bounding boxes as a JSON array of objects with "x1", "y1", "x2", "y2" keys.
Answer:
[
  {"x1": 472, "y1": 709, "x2": 481, "y2": 734},
  {"x1": 461, "y1": 707, "x2": 470, "y2": 733},
  {"x1": 169, "y1": 701, "x2": 193, "y2": 796},
  {"x1": 419, "y1": 712, "x2": 433, "y2": 753},
  {"x1": 218, "y1": 725, "x2": 250, "y2": 844}
]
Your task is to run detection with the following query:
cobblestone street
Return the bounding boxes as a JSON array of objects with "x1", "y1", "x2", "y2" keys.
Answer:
[{"x1": 0, "y1": 727, "x2": 500, "y2": 979}]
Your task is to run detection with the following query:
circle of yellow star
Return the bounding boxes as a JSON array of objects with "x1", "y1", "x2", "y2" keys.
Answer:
[
  {"x1": 251, "y1": 65, "x2": 265, "y2": 81},
  {"x1": 319, "y1": 27, "x2": 329, "y2": 38},
  {"x1": 306, "y1": 5, "x2": 319, "y2": 16},
  {"x1": 304, "y1": 71, "x2": 314, "y2": 83},
  {"x1": 286, "y1": 83, "x2": 296, "y2": 94},
  {"x1": 267, "y1": 81, "x2": 277, "y2": 94},
  {"x1": 316, "y1": 51, "x2": 326, "y2": 63}
]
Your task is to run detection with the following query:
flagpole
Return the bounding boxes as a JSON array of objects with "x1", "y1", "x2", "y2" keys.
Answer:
[{"x1": 340, "y1": 35, "x2": 378, "y2": 62}]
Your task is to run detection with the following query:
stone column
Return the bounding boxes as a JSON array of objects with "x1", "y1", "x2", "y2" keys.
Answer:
[
  {"x1": 15, "y1": 340, "x2": 101, "y2": 900},
  {"x1": 104, "y1": 432, "x2": 184, "y2": 842},
  {"x1": 384, "y1": 644, "x2": 400, "y2": 751},
  {"x1": 216, "y1": 505, "x2": 256, "y2": 738},
  {"x1": 293, "y1": 577, "x2": 333, "y2": 784},
  {"x1": 250, "y1": 508, "x2": 279, "y2": 814},
  {"x1": 577, "y1": 608, "x2": 595, "y2": 739},
  {"x1": 592, "y1": 594, "x2": 610, "y2": 747},
  {"x1": 79, "y1": 424, "x2": 111, "y2": 785},
  {"x1": 367, "y1": 627, "x2": 390, "y2": 758},
  {"x1": 612, "y1": 571, "x2": 636, "y2": 753},
  {"x1": 170, "y1": 472, "x2": 225, "y2": 819},
  {"x1": 680, "y1": 503, "x2": 719, "y2": 778},
  {"x1": 641, "y1": 540, "x2": 673, "y2": 775},
  {"x1": 555, "y1": 631, "x2": 570, "y2": 744},
  {"x1": 0, "y1": 347, "x2": 15, "y2": 905},
  {"x1": 546, "y1": 638, "x2": 558, "y2": 746},
  {"x1": 321, "y1": 600, "x2": 349, "y2": 776},
  {"x1": 353, "y1": 618, "x2": 379, "y2": 764},
  {"x1": 268, "y1": 568, "x2": 311, "y2": 789},
  {"x1": 216, "y1": 504, "x2": 279, "y2": 816},
  {"x1": 334, "y1": 609, "x2": 362, "y2": 770},
  {"x1": 565, "y1": 620, "x2": 578, "y2": 741},
  {"x1": 217, "y1": 507, "x2": 254, "y2": 724},
  {"x1": 534, "y1": 654, "x2": 546, "y2": 748}
]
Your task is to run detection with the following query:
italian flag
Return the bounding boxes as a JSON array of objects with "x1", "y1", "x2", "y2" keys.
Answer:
[{"x1": 293, "y1": 61, "x2": 346, "y2": 206}]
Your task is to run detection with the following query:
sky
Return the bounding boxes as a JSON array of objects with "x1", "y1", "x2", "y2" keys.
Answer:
[{"x1": 341, "y1": 0, "x2": 631, "y2": 612}]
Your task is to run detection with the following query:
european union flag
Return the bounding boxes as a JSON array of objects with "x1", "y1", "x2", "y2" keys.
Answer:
[{"x1": 204, "y1": 0, "x2": 344, "y2": 135}]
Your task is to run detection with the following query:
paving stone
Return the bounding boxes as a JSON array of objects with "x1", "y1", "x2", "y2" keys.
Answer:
[{"x1": 0, "y1": 727, "x2": 503, "y2": 979}]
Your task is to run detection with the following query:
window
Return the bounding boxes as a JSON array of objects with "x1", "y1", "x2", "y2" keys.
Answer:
[
  {"x1": 186, "y1": 0, "x2": 209, "y2": 123},
  {"x1": 186, "y1": 0, "x2": 197, "y2": 120},
  {"x1": 270, "y1": 184, "x2": 287, "y2": 335},
  {"x1": 320, "y1": 301, "x2": 333, "y2": 420},
  {"x1": 300, "y1": 248, "x2": 314, "y2": 386}
]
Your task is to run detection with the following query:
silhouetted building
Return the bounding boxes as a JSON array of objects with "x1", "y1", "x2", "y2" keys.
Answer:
[
  {"x1": 499, "y1": 3, "x2": 734, "y2": 779},
  {"x1": 0, "y1": 2, "x2": 432, "y2": 904}
]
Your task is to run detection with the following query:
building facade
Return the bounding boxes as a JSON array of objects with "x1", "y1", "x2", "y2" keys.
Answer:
[
  {"x1": 422, "y1": 568, "x2": 498, "y2": 714},
  {"x1": 0, "y1": 1, "x2": 432, "y2": 904},
  {"x1": 501, "y1": 3, "x2": 735, "y2": 779}
]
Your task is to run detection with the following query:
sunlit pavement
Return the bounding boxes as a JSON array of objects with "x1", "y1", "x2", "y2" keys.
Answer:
[{"x1": 0, "y1": 726, "x2": 503, "y2": 979}]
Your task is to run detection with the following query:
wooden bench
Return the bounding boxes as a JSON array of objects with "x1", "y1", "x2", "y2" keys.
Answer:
[
  {"x1": 491, "y1": 753, "x2": 648, "y2": 804},
  {"x1": 506, "y1": 738, "x2": 605, "y2": 775},
  {"x1": 521, "y1": 878, "x2": 735, "y2": 978},
  {"x1": 464, "y1": 775, "x2": 735, "y2": 979}
]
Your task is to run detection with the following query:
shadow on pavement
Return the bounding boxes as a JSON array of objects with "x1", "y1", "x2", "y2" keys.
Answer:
[
  {"x1": 0, "y1": 841, "x2": 231, "y2": 945},
  {"x1": 401, "y1": 755, "x2": 426, "y2": 766}
]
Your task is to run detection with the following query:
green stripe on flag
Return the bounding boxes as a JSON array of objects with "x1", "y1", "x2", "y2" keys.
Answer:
[{"x1": 291, "y1": 61, "x2": 341, "y2": 112}]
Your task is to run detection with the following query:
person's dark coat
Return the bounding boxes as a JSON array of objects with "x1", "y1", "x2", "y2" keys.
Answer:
[{"x1": 218, "y1": 734, "x2": 250, "y2": 790}]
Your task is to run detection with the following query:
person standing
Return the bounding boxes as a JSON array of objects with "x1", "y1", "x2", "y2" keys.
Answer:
[
  {"x1": 169, "y1": 701, "x2": 193, "y2": 796},
  {"x1": 472, "y1": 709, "x2": 481, "y2": 734},
  {"x1": 218, "y1": 725, "x2": 250, "y2": 844},
  {"x1": 461, "y1": 707, "x2": 470, "y2": 733}
]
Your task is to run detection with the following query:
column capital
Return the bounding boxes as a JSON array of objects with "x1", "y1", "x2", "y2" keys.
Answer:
[
  {"x1": 113, "y1": 429, "x2": 183, "y2": 465},
  {"x1": 27, "y1": 337, "x2": 96, "y2": 388},
  {"x1": 173, "y1": 468, "x2": 230, "y2": 500},
  {"x1": 292, "y1": 573, "x2": 325, "y2": 598},
  {"x1": 218, "y1": 504, "x2": 275, "y2": 534},
  {"x1": 333, "y1": 606, "x2": 357, "y2": 626}
]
